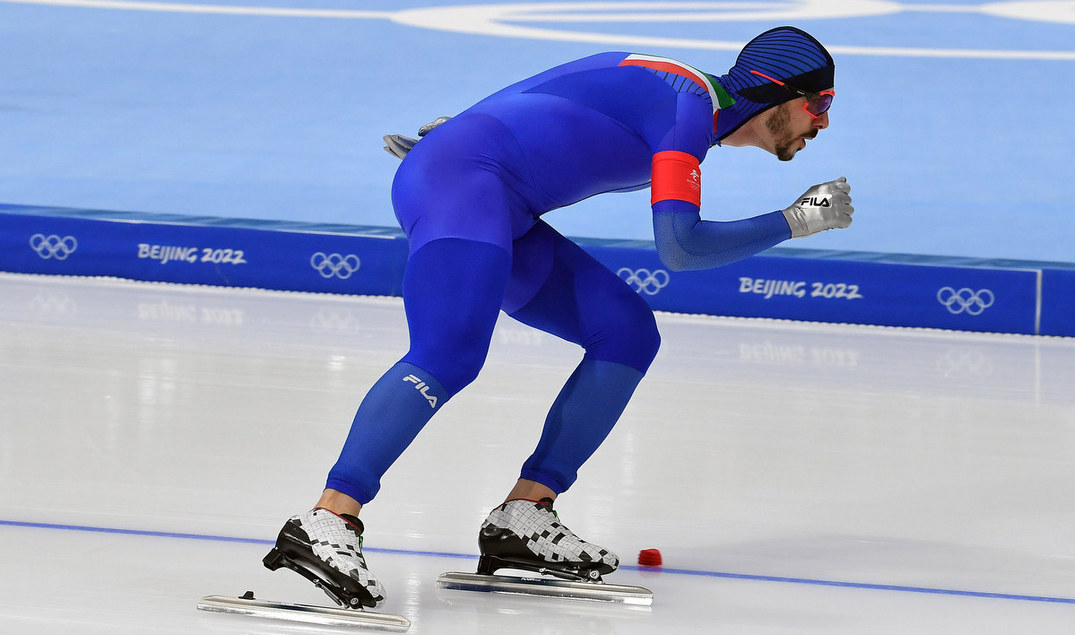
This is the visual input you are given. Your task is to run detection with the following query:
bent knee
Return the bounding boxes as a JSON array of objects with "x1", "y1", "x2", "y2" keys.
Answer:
[
  {"x1": 584, "y1": 296, "x2": 661, "y2": 373},
  {"x1": 403, "y1": 344, "x2": 488, "y2": 398}
]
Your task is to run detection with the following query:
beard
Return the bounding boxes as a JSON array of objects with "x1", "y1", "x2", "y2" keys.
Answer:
[{"x1": 766, "y1": 102, "x2": 817, "y2": 161}]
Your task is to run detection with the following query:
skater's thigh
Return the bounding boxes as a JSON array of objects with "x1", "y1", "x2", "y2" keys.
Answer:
[
  {"x1": 502, "y1": 222, "x2": 660, "y2": 372},
  {"x1": 401, "y1": 237, "x2": 512, "y2": 396}
]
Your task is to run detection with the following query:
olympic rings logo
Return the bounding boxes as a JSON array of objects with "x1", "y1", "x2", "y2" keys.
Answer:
[
  {"x1": 311, "y1": 252, "x2": 361, "y2": 279},
  {"x1": 618, "y1": 267, "x2": 670, "y2": 296},
  {"x1": 937, "y1": 287, "x2": 995, "y2": 316},
  {"x1": 30, "y1": 234, "x2": 78, "y2": 260}
]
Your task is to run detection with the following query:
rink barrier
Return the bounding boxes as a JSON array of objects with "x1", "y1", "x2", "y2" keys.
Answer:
[{"x1": 2, "y1": 203, "x2": 1072, "y2": 337}]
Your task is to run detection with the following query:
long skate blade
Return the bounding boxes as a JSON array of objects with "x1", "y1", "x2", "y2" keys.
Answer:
[
  {"x1": 436, "y1": 572, "x2": 653, "y2": 606},
  {"x1": 196, "y1": 595, "x2": 410, "y2": 630}
]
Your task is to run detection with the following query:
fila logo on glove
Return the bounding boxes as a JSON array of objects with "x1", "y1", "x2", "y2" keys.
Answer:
[
  {"x1": 800, "y1": 196, "x2": 830, "y2": 207},
  {"x1": 403, "y1": 375, "x2": 438, "y2": 409}
]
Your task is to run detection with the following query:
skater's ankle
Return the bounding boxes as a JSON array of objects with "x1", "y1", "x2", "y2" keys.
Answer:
[
  {"x1": 316, "y1": 489, "x2": 363, "y2": 517},
  {"x1": 504, "y1": 479, "x2": 557, "y2": 505}
]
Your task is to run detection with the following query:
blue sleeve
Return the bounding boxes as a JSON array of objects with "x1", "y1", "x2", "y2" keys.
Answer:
[
  {"x1": 652, "y1": 202, "x2": 792, "y2": 271},
  {"x1": 647, "y1": 89, "x2": 790, "y2": 271}
]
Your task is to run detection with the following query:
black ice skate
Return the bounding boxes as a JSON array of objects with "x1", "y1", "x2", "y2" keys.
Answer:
[
  {"x1": 197, "y1": 508, "x2": 409, "y2": 630},
  {"x1": 262, "y1": 507, "x2": 386, "y2": 609},
  {"x1": 477, "y1": 498, "x2": 619, "y2": 582},
  {"x1": 437, "y1": 498, "x2": 653, "y2": 605}
]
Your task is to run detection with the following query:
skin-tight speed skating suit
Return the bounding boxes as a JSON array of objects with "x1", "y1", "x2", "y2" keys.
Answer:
[{"x1": 325, "y1": 52, "x2": 793, "y2": 503}]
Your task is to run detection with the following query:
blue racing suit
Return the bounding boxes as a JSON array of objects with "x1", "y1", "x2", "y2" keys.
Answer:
[{"x1": 327, "y1": 52, "x2": 792, "y2": 502}]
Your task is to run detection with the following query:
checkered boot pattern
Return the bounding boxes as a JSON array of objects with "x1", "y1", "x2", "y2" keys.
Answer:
[
  {"x1": 264, "y1": 508, "x2": 386, "y2": 609},
  {"x1": 479, "y1": 498, "x2": 619, "y2": 575}
]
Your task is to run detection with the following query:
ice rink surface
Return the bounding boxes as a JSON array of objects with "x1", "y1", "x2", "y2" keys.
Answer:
[{"x1": 3, "y1": 272, "x2": 1074, "y2": 633}]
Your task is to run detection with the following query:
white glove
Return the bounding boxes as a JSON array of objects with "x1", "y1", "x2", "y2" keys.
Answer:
[
  {"x1": 781, "y1": 177, "x2": 854, "y2": 238},
  {"x1": 382, "y1": 116, "x2": 452, "y2": 159}
]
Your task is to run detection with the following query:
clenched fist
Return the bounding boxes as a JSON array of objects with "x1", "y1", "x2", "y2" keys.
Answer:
[{"x1": 781, "y1": 177, "x2": 854, "y2": 238}]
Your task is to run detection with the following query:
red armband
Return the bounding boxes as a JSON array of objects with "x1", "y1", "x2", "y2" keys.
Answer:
[{"x1": 651, "y1": 150, "x2": 701, "y2": 207}]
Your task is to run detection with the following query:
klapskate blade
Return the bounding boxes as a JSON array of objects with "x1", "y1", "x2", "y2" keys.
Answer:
[
  {"x1": 436, "y1": 572, "x2": 653, "y2": 606},
  {"x1": 197, "y1": 595, "x2": 410, "y2": 630}
]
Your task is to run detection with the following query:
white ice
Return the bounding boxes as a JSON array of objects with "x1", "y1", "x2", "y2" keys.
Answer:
[{"x1": 2, "y1": 272, "x2": 1074, "y2": 634}]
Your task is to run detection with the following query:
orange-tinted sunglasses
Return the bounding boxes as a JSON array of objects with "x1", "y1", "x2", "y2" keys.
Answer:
[{"x1": 749, "y1": 70, "x2": 834, "y2": 118}]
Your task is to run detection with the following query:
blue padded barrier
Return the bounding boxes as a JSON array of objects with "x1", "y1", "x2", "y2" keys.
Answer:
[
  {"x1": 584, "y1": 243, "x2": 1043, "y2": 336},
  {"x1": 1, "y1": 204, "x2": 408, "y2": 298},
  {"x1": 2, "y1": 204, "x2": 1071, "y2": 337},
  {"x1": 1041, "y1": 269, "x2": 1075, "y2": 337}
]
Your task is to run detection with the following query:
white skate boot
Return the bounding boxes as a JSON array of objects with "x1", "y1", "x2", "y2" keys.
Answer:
[
  {"x1": 263, "y1": 508, "x2": 386, "y2": 608},
  {"x1": 197, "y1": 508, "x2": 409, "y2": 629},
  {"x1": 437, "y1": 498, "x2": 652, "y2": 605},
  {"x1": 478, "y1": 498, "x2": 619, "y2": 581}
]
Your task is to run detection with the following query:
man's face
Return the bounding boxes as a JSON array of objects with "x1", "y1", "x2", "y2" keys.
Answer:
[{"x1": 765, "y1": 97, "x2": 830, "y2": 162}]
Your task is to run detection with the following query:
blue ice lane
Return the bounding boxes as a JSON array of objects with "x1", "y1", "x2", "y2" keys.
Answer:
[
  {"x1": 3, "y1": 518, "x2": 1073, "y2": 605},
  {"x1": 1, "y1": 1, "x2": 1073, "y2": 261}
]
